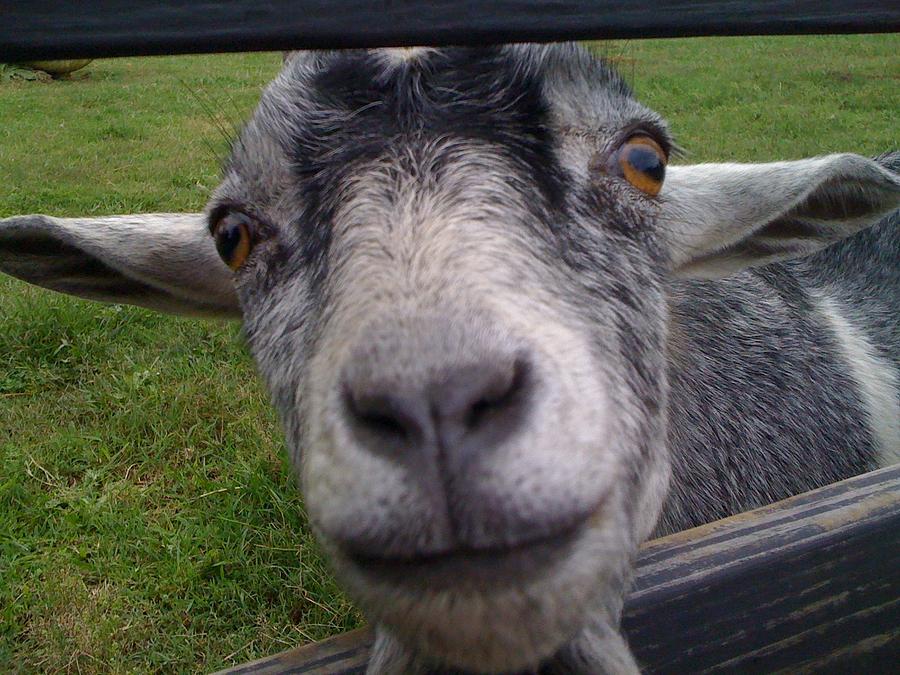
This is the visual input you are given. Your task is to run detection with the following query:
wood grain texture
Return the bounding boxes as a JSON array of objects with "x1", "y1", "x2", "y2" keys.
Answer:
[
  {"x1": 1, "y1": 1, "x2": 899, "y2": 61},
  {"x1": 625, "y1": 463, "x2": 900, "y2": 673},
  {"x1": 222, "y1": 628, "x2": 373, "y2": 674},
  {"x1": 215, "y1": 463, "x2": 900, "y2": 674}
]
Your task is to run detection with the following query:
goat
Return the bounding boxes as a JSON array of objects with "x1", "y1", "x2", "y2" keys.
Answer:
[{"x1": 1, "y1": 44, "x2": 898, "y2": 674}]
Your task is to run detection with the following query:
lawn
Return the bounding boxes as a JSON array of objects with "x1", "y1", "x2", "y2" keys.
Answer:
[{"x1": 1, "y1": 35, "x2": 898, "y2": 673}]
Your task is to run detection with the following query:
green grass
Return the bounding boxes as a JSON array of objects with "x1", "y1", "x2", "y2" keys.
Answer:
[
  {"x1": 1, "y1": 35, "x2": 898, "y2": 672},
  {"x1": 598, "y1": 34, "x2": 898, "y2": 160}
]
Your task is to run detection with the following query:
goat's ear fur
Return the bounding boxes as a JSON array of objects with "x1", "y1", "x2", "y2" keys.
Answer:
[
  {"x1": 661, "y1": 152, "x2": 900, "y2": 278},
  {"x1": 0, "y1": 213, "x2": 240, "y2": 317}
]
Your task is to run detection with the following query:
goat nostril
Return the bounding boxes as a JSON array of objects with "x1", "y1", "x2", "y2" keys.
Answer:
[
  {"x1": 342, "y1": 384, "x2": 432, "y2": 446},
  {"x1": 466, "y1": 397, "x2": 494, "y2": 430},
  {"x1": 357, "y1": 409, "x2": 410, "y2": 439},
  {"x1": 450, "y1": 355, "x2": 532, "y2": 433}
]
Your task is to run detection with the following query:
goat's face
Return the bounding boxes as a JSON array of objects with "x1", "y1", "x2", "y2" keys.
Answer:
[{"x1": 212, "y1": 46, "x2": 671, "y2": 670}]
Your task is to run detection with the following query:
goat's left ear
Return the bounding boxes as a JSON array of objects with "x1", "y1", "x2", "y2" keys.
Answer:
[
  {"x1": 0, "y1": 213, "x2": 241, "y2": 317},
  {"x1": 660, "y1": 152, "x2": 900, "y2": 278}
]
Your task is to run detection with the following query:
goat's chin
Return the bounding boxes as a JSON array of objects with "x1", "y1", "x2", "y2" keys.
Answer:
[{"x1": 328, "y1": 523, "x2": 630, "y2": 673}]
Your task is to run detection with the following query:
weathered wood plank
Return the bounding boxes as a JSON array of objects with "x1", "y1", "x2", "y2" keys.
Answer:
[
  {"x1": 624, "y1": 463, "x2": 900, "y2": 673},
  {"x1": 1, "y1": 1, "x2": 898, "y2": 62},
  {"x1": 214, "y1": 463, "x2": 900, "y2": 674},
  {"x1": 222, "y1": 628, "x2": 373, "y2": 674}
]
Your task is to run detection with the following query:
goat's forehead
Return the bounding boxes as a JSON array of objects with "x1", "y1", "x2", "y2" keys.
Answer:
[
  {"x1": 332, "y1": 140, "x2": 540, "y2": 227},
  {"x1": 272, "y1": 44, "x2": 654, "y2": 139},
  {"x1": 219, "y1": 44, "x2": 665, "y2": 210}
]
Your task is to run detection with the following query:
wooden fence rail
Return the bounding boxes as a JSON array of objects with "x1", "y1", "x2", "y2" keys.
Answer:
[
  {"x1": 1, "y1": 1, "x2": 899, "y2": 62},
  {"x1": 216, "y1": 464, "x2": 900, "y2": 674}
]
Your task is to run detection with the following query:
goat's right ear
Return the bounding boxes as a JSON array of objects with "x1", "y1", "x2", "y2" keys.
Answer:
[
  {"x1": 0, "y1": 213, "x2": 241, "y2": 318},
  {"x1": 659, "y1": 152, "x2": 900, "y2": 278}
]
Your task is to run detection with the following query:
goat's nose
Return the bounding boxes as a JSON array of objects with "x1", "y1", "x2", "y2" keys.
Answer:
[{"x1": 342, "y1": 354, "x2": 531, "y2": 465}]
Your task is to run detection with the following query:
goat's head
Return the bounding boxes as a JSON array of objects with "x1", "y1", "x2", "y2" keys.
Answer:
[
  {"x1": 212, "y1": 47, "x2": 675, "y2": 671},
  {"x1": 2, "y1": 44, "x2": 899, "y2": 673}
]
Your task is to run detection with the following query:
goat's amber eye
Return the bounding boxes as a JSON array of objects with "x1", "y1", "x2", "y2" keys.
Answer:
[
  {"x1": 614, "y1": 135, "x2": 667, "y2": 196},
  {"x1": 213, "y1": 212, "x2": 254, "y2": 270}
]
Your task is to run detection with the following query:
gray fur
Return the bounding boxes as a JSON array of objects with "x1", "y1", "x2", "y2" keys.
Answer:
[{"x1": 1, "y1": 44, "x2": 898, "y2": 674}]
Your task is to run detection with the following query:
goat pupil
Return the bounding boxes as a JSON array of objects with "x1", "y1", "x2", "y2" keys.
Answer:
[
  {"x1": 627, "y1": 145, "x2": 665, "y2": 182},
  {"x1": 215, "y1": 221, "x2": 241, "y2": 262}
]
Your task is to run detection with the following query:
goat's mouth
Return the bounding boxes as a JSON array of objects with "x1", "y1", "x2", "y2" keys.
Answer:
[
  {"x1": 342, "y1": 522, "x2": 587, "y2": 592},
  {"x1": 323, "y1": 489, "x2": 626, "y2": 674},
  {"x1": 333, "y1": 512, "x2": 621, "y2": 674}
]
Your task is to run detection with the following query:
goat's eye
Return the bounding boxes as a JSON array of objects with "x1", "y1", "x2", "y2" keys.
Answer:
[
  {"x1": 213, "y1": 212, "x2": 254, "y2": 270},
  {"x1": 611, "y1": 135, "x2": 667, "y2": 196}
]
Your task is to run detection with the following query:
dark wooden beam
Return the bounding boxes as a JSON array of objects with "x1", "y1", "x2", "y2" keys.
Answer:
[
  {"x1": 2, "y1": 1, "x2": 899, "y2": 62},
  {"x1": 624, "y1": 463, "x2": 900, "y2": 672},
  {"x1": 215, "y1": 463, "x2": 900, "y2": 674}
]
